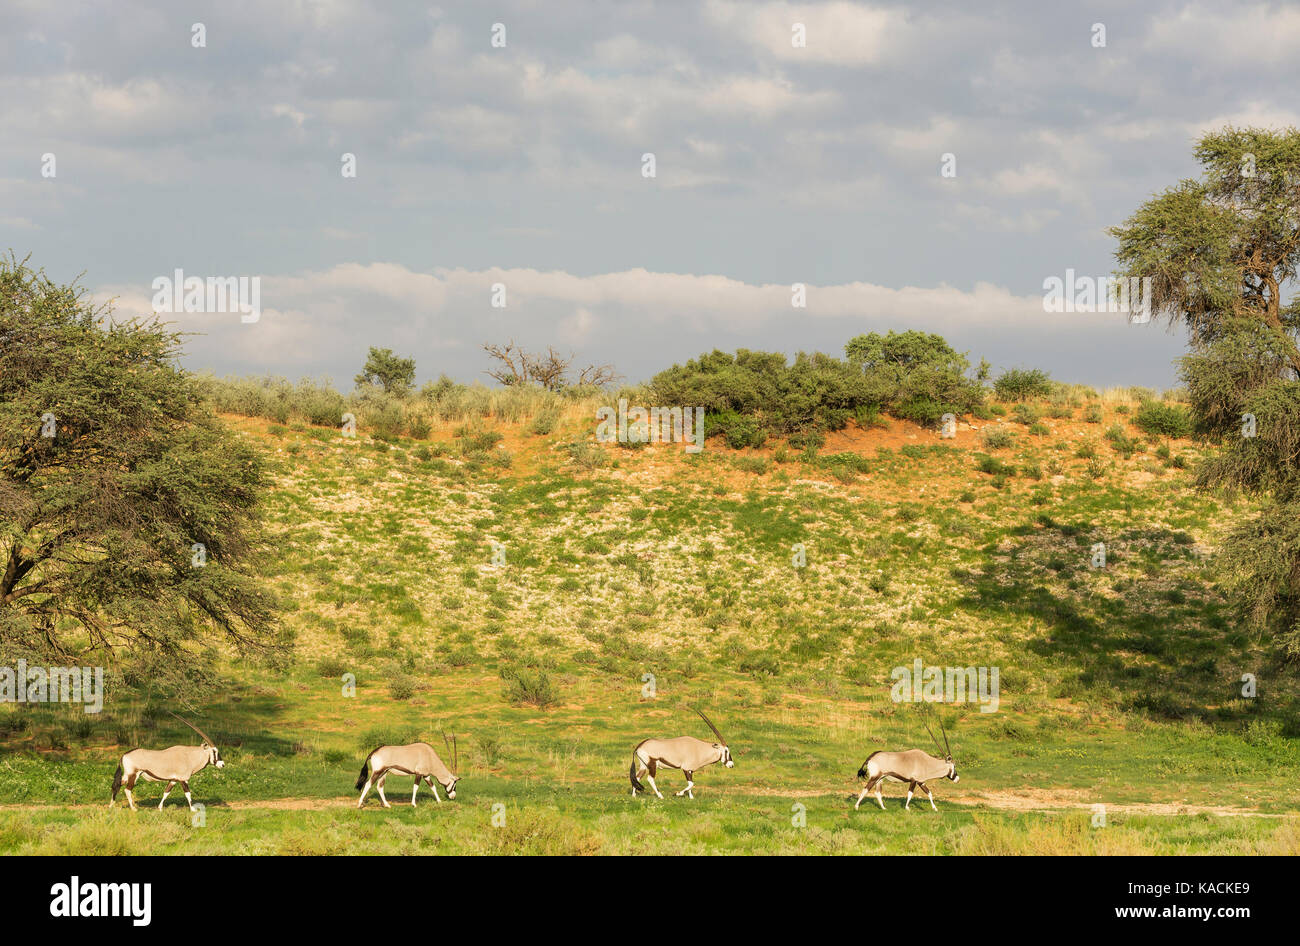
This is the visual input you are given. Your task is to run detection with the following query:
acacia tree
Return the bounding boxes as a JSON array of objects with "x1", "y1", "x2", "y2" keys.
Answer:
[
  {"x1": 482, "y1": 339, "x2": 617, "y2": 390},
  {"x1": 0, "y1": 258, "x2": 283, "y2": 690},
  {"x1": 355, "y1": 346, "x2": 416, "y2": 393},
  {"x1": 1110, "y1": 126, "x2": 1300, "y2": 657}
]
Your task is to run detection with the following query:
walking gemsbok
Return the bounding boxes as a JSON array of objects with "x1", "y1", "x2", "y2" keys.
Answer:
[
  {"x1": 630, "y1": 707, "x2": 735, "y2": 799},
  {"x1": 854, "y1": 719, "x2": 959, "y2": 811},
  {"x1": 356, "y1": 733, "x2": 460, "y2": 808},
  {"x1": 110, "y1": 712, "x2": 225, "y2": 811}
]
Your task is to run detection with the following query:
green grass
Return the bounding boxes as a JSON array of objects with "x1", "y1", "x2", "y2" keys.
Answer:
[{"x1": 1, "y1": 399, "x2": 1297, "y2": 854}]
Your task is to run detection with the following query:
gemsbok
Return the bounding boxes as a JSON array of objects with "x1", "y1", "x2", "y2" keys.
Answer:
[
  {"x1": 630, "y1": 707, "x2": 735, "y2": 799},
  {"x1": 110, "y1": 713, "x2": 225, "y2": 811},
  {"x1": 356, "y1": 733, "x2": 460, "y2": 808},
  {"x1": 854, "y1": 719, "x2": 959, "y2": 811}
]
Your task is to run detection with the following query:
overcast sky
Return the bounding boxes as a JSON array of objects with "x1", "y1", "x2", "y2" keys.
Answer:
[{"x1": 3, "y1": 1, "x2": 1297, "y2": 389}]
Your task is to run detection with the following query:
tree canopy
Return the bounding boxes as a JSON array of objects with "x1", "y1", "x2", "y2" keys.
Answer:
[
  {"x1": 355, "y1": 346, "x2": 416, "y2": 394},
  {"x1": 1111, "y1": 126, "x2": 1300, "y2": 657},
  {"x1": 0, "y1": 257, "x2": 283, "y2": 690}
]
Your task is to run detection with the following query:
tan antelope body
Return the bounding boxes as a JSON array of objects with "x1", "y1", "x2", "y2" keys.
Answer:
[
  {"x1": 111, "y1": 714, "x2": 224, "y2": 811},
  {"x1": 356, "y1": 738, "x2": 459, "y2": 808},
  {"x1": 630, "y1": 708, "x2": 734, "y2": 799},
  {"x1": 854, "y1": 721, "x2": 958, "y2": 811}
]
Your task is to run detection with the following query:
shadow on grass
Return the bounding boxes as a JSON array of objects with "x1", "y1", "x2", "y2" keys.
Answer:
[{"x1": 954, "y1": 521, "x2": 1298, "y2": 734}]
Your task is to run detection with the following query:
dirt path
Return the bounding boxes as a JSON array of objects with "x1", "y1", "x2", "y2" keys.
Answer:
[
  {"x1": 742, "y1": 785, "x2": 1281, "y2": 817},
  {"x1": 2, "y1": 788, "x2": 1283, "y2": 817}
]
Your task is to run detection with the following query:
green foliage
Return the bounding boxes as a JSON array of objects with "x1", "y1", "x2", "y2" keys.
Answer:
[
  {"x1": 707, "y1": 410, "x2": 767, "y2": 449},
  {"x1": 974, "y1": 454, "x2": 1015, "y2": 477},
  {"x1": 994, "y1": 368, "x2": 1053, "y2": 402},
  {"x1": 0, "y1": 257, "x2": 282, "y2": 688},
  {"x1": 651, "y1": 348, "x2": 872, "y2": 444},
  {"x1": 845, "y1": 330, "x2": 985, "y2": 422},
  {"x1": 1111, "y1": 127, "x2": 1300, "y2": 655},
  {"x1": 1011, "y1": 403, "x2": 1042, "y2": 425},
  {"x1": 500, "y1": 665, "x2": 558, "y2": 708},
  {"x1": 1133, "y1": 401, "x2": 1193, "y2": 439},
  {"x1": 355, "y1": 346, "x2": 416, "y2": 394},
  {"x1": 981, "y1": 427, "x2": 1015, "y2": 450},
  {"x1": 529, "y1": 407, "x2": 560, "y2": 436},
  {"x1": 651, "y1": 332, "x2": 984, "y2": 447}
]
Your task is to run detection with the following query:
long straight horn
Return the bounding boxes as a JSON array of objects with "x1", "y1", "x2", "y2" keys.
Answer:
[
  {"x1": 443, "y1": 732, "x2": 459, "y2": 772},
  {"x1": 692, "y1": 706, "x2": 726, "y2": 746},
  {"x1": 940, "y1": 718, "x2": 952, "y2": 757},
  {"x1": 923, "y1": 719, "x2": 944, "y2": 757},
  {"x1": 169, "y1": 711, "x2": 215, "y2": 748}
]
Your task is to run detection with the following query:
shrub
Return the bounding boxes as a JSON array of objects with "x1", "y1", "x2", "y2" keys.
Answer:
[
  {"x1": 407, "y1": 413, "x2": 432, "y2": 440},
  {"x1": 1134, "y1": 401, "x2": 1193, "y2": 439},
  {"x1": 707, "y1": 410, "x2": 767, "y2": 449},
  {"x1": 500, "y1": 665, "x2": 558, "y2": 708},
  {"x1": 387, "y1": 672, "x2": 416, "y2": 701},
  {"x1": 975, "y1": 454, "x2": 1015, "y2": 476},
  {"x1": 529, "y1": 407, "x2": 560, "y2": 436},
  {"x1": 316, "y1": 657, "x2": 348, "y2": 678},
  {"x1": 1011, "y1": 403, "x2": 1042, "y2": 425},
  {"x1": 994, "y1": 368, "x2": 1053, "y2": 401},
  {"x1": 651, "y1": 332, "x2": 983, "y2": 444},
  {"x1": 981, "y1": 427, "x2": 1015, "y2": 449},
  {"x1": 734, "y1": 456, "x2": 772, "y2": 475}
]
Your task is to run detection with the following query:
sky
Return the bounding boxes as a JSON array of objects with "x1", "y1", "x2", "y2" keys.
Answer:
[{"x1": 3, "y1": 0, "x2": 1298, "y2": 390}]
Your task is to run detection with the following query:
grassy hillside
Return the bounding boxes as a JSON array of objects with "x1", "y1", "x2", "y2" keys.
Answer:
[{"x1": 2, "y1": 388, "x2": 1298, "y2": 854}]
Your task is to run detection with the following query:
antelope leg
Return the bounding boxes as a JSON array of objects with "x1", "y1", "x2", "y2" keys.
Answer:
[
  {"x1": 426, "y1": 776, "x2": 441, "y2": 803},
  {"x1": 905, "y1": 781, "x2": 916, "y2": 810},
  {"x1": 854, "y1": 786, "x2": 872, "y2": 810},
  {"x1": 182, "y1": 781, "x2": 194, "y2": 811},
  {"x1": 921, "y1": 782, "x2": 937, "y2": 812},
  {"x1": 675, "y1": 771, "x2": 694, "y2": 798},
  {"x1": 357, "y1": 776, "x2": 373, "y2": 808},
  {"x1": 645, "y1": 773, "x2": 664, "y2": 800},
  {"x1": 159, "y1": 780, "x2": 176, "y2": 809},
  {"x1": 376, "y1": 773, "x2": 391, "y2": 808},
  {"x1": 412, "y1": 779, "x2": 419, "y2": 807}
]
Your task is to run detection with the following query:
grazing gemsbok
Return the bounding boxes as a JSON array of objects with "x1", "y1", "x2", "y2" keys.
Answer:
[
  {"x1": 355, "y1": 733, "x2": 460, "y2": 809},
  {"x1": 630, "y1": 707, "x2": 735, "y2": 799},
  {"x1": 110, "y1": 713, "x2": 225, "y2": 812},
  {"x1": 854, "y1": 719, "x2": 959, "y2": 812}
]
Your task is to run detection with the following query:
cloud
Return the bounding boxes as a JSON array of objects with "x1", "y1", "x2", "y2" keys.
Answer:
[
  {"x1": 1145, "y1": 4, "x2": 1300, "y2": 66},
  {"x1": 705, "y1": 1, "x2": 907, "y2": 65},
  {"x1": 93, "y1": 261, "x2": 1055, "y2": 373}
]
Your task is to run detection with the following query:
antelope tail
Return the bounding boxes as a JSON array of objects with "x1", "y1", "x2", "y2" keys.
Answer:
[
  {"x1": 111, "y1": 762, "x2": 123, "y2": 801},
  {"x1": 355, "y1": 748, "x2": 378, "y2": 791},
  {"x1": 857, "y1": 750, "x2": 881, "y2": 780},
  {"x1": 629, "y1": 747, "x2": 645, "y2": 793}
]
